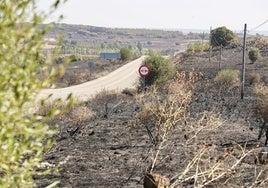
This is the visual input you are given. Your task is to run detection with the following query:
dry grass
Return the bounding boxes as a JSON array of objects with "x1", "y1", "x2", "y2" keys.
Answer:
[
  {"x1": 255, "y1": 37, "x2": 268, "y2": 48},
  {"x1": 35, "y1": 99, "x2": 71, "y2": 118},
  {"x1": 87, "y1": 89, "x2": 124, "y2": 119},
  {"x1": 255, "y1": 84, "x2": 268, "y2": 100},
  {"x1": 35, "y1": 98, "x2": 95, "y2": 131},
  {"x1": 65, "y1": 104, "x2": 96, "y2": 126},
  {"x1": 56, "y1": 69, "x2": 91, "y2": 87}
]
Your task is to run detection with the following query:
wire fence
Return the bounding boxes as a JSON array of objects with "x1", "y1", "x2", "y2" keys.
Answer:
[{"x1": 179, "y1": 46, "x2": 268, "y2": 87}]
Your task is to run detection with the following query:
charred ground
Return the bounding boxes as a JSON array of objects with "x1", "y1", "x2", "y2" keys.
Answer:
[{"x1": 36, "y1": 44, "x2": 268, "y2": 187}]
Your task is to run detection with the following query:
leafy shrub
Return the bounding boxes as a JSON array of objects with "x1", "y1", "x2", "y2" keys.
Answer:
[
  {"x1": 120, "y1": 47, "x2": 131, "y2": 60},
  {"x1": 214, "y1": 69, "x2": 240, "y2": 88},
  {"x1": 249, "y1": 72, "x2": 261, "y2": 85},
  {"x1": 187, "y1": 42, "x2": 210, "y2": 52},
  {"x1": 248, "y1": 47, "x2": 260, "y2": 64},
  {"x1": 69, "y1": 53, "x2": 83, "y2": 62},
  {"x1": 55, "y1": 55, "x2": 65, "y2": 64},
  {"x1": 211, "y1": 26, "x2": 235, "y2": 48},
  {"x1": 0, "y1": 1, "x2": 66, "y2": 187},
  {"x1": 137, "y1": 42, "x2": 143, "y2": 52},
  {"x1": 142, "y1": 51, "x2": 174, "y2": 86},
  {"x1": 37, "y1": 54, "x2": 46, "y2": 64}
]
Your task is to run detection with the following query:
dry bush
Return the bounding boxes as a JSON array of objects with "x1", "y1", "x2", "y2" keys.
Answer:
[
  {"x1": 258, "y1": 100, "x2": 268, "y2": 122},
  {"x1": 37, "y1": 99, "x2": 96, "y2": 140},
  {"x1": 169, "y1": 144, "x2": 268, "y2": 188},
  {"x1": 249, "y1": 72, "x2": 261, "y2": 85},
  {"x1": 66, "y1": 104, "x2": 96, "y2": 126},
  {"x1": 255, "y1": 37, "x2": 268, "y2": 49},
  {"x1": 121, "y1": 88, "x2": 136, "y2": 97},
  {"x1": 93, "y1": 89, "x2": 118, "y2": 103},
  {"x1": 36, "y1": 97, "x2": 95, "y2": 127},
  {"x1": 254, "y1": 85, "x2": 268, "y2": 119},
  {"x1": 137, "y1": 71, "x2": 197, "y2": 145},
  {"x1": 254, "y1": 84, "x2": 268, "y2": 145},
  {"x1": 137, "y1": 71, "x2": 202, "y2": 176},
  {"x1": 88, "y1": 89, "x2": 119, "y2": 118},
  {"x1": 35, "y1": 99, "x2": 71, "y2": 118},
  {"x1": 138, "y1": 101, "x2": 158, "y2": 128},
  {"x1": 263, "y1": 75, "x2": 268, "y2": 85},
  {"x1": 168, "y1": 112, "x2": 268, "y2": 187},
  {"x1": 65, "y1": 74, "x2": 84, "y2": 86},
  {"x1": 138, "y1": 71, "x2": 268, "y2": 187},
  {"x1": 58, "y1": 70, "x2": 91, "y2": 87},
  {"x1": 255, "y1": 84, "x2": 268, "y2": 100}
]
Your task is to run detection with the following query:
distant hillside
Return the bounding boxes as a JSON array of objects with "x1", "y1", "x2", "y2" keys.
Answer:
[{"x1": 44, "y1": 24, "x2": 208, "y2": 55}]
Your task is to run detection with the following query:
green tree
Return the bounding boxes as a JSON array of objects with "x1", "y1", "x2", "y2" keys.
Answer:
[
  {"x1": 142, "y1": 51, "x2": 175, "y2": 86},
  {"x1": 211, "y1": 26, "x2": 235, "y2": 48},
  {"x1": 0, "y1": 0, "x2": 67, "y2": 187},
  {"x1": 248, "y1": 47, "x2": 260, "y2": 64},
  {"x1": 71, "y1": 40, "x2": 77, "y2": 45},
  {"x1": 120, "y1": 47, "x2": 131, "y2": 60},
  {"x1": 137, "y1": 41, "x2": 143, "y2": 52}
]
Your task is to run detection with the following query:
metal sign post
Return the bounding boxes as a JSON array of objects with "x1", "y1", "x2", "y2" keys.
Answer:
[
  {"x1": 138, "y1": 65, "x2": 151, "y2": 92},
  {"x1": 88, "y1": 61, "x2": 94, "y2": 76}
]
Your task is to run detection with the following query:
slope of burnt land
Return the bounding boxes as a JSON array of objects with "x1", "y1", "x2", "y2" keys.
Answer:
[{"x1": 36, "y1": 47, "x2": 268, "y2": 188}]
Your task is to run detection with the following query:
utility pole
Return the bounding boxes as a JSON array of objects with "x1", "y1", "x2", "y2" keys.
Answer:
[
  {"x1": 241, "y1": 24, "x2": 247, "y2": 99},
  {"x1": 209, "y1": 27, "x2": 212, "y2": 63}
]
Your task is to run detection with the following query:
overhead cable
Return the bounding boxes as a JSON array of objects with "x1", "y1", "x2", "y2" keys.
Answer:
[{"x1": 249, "y1": 19, "x2": 268, "y2": 32}]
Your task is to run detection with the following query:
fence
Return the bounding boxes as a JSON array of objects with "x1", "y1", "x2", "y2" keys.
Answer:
[{"x1": 179, "y1": 47, "x2": 268, "y2": 87}]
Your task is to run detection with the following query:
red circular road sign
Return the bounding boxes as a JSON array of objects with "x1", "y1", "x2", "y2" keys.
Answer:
[{"x1": 138, "y1": 65, "x2": 150, "y2": 77}]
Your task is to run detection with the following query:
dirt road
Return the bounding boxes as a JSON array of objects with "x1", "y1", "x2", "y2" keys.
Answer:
[{"x1": 36, "y1": 56, "x2": 146, "y2": 101}]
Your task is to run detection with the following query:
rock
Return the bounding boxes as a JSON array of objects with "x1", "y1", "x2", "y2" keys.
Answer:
[{"x1": 144, "y1": 173, "x2": 170, "y2": 188}]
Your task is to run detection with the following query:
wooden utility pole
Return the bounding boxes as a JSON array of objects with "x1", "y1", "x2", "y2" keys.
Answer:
[{"x1": 241, "y1": 24, "x2": 247, "y2": 99}]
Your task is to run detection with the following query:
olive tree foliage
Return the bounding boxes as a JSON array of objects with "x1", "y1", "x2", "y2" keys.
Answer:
[
  {"x1": 120, "y1": 47, "x2": 131, "y2": 60},
  {"x1": 142, "y1": 51, "x2": 175, "y2": 86},
  {"x1": 211, "y1": 26, "x2": 235, "y2": 48},
  {"x1": 0, "y1": 0, "x2": 67, "y2": 187}
]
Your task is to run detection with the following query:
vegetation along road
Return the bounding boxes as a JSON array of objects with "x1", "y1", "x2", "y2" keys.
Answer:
[{"x1": 37, "y1": 56, "x2": 146, "y2": 101}]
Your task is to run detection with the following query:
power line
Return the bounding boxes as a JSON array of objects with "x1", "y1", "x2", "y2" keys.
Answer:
[{"x1": 249, "y1": 19, "x2": 268, "y2": 32}]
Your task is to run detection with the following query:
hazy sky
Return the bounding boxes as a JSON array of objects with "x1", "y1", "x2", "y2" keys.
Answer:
[{"x1": 38, "y1": 0, "x2": 268, "y2": 32}]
